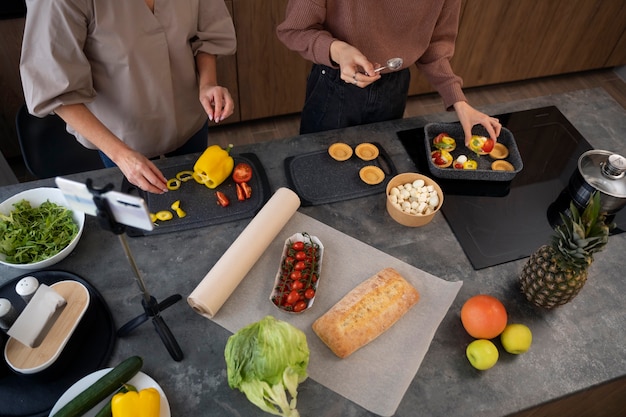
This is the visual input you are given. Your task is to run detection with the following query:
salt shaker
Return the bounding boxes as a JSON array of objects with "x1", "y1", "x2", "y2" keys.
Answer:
[
  {"x1": 0, "y1": 298, "x2": 18, "y2": 330},
  {"x1": 15, "y1": 276, "x2": 39, "y2": 303}
]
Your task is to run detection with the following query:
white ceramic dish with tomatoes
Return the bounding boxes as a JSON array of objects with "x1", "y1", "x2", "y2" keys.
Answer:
[{"x1": 270, "y1": 233, "x2": 323, "y2": 314}]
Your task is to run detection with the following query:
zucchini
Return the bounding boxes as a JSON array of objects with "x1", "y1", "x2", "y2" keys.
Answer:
[
  {"x1": 94, "y1": 384, "x2": 137, "y2": 417},
  {"x1": 52, "y1": 356, "x2": 143, "y2": 417}
]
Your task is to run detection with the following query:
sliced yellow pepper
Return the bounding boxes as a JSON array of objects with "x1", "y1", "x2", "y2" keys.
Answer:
[
  {"x1": 175, "y1": 170, "x2": 194, "y2": 182},
  {"x1": 463, "y1": 160, "x2": 478, "y2": 170},
  {"x1": 193, "y1": 144, "x2": 234, "y2": 189},
  {"x1": 166, "y1": 178, "x2": 181, "y2": 191},
  {"x1": 170, "y1": 200, "x2": 186, "y2": 218},
  {"x1": 111, "y1": 387, "x2": 160, "y2": 417},
  {"x1": 155, "y1": 210, "x2": 173, "y2": 221}
]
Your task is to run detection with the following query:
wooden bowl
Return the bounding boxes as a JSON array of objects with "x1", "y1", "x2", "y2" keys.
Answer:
[{"x1": 386, "y1": 173, "x2": 444, "y2": 227}]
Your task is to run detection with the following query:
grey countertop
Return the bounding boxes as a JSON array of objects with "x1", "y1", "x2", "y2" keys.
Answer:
[{"x1": 1, "y1": 88, "x2": 625, "y2": 416}]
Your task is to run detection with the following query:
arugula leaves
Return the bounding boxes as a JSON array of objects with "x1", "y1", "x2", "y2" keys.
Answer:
[{"x1": 0, "y1": 199, "x2": 78, "y2": 264}]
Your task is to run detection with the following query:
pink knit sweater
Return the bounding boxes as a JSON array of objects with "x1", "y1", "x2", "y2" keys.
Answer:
[{"x1": 276, "y1": 0, "x2": 467, "y2": 109}]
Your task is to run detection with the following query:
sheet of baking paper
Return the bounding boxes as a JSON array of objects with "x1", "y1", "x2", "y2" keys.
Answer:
[
  {"x1": 187, "y1": 187, "x2": 301, "y2": 318},
  {"x1": 209, "y1": 211, "x2": 463, "y2": 416}
]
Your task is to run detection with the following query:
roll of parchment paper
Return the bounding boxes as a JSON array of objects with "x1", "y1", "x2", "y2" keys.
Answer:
[{"x1": 187, "y1": 187, "x2": 301, "y2": 318}]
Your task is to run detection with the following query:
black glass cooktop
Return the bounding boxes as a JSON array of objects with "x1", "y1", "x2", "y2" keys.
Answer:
[{"x1": 397, "y1": 106, "x2": 626, "y2": 270}]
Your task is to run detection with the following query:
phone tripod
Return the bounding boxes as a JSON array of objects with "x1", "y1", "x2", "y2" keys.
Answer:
[{"x1": 87, "y1": 180, "x2": 183, "y2": 361}]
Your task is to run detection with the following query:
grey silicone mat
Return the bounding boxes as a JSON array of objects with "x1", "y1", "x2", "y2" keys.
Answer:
[
  {"x1": 124, "y1": 153, "x2": 270, "y2": 236},
  {"x1": 284, "y1": 142, "x2": 397, "y2": 206}
]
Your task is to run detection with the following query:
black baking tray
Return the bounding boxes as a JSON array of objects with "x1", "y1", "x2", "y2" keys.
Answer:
[
  {"x1": 123, "y1": 153, "x2": 271, "y2": 236},
  {"x1": 284, "y1": 142, "x2": 397, "y2": 206},
  {"x1": 0, "y1": 270, "x2": 115, "y2": 417},
  {"x1": 424, "y1": 123, "x2": 523, "y2": 181}
]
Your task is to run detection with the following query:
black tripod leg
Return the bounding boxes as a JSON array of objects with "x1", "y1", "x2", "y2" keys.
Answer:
[
  {"x1": 152, "y1": 315, "x2": 184, "y2": 361},
  {"x1": 117, "y1": 312, "x2": 150, "y2": 337},
  {"x1": 158, "y1": 294, "x2": 182, "y2": 311}
]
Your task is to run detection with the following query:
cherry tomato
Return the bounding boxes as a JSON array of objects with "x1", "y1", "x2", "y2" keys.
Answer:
[
  {"x1": 304, "y1": 288, "x2": 315, "y2": 299},
  {"x1": 290, "y1": 270, "x2": 302, "y2": 280},
  {"x1": 232, "y1": 162, "x2": 253, "y2": 183},
  {"x1": 295, "y1": 251, "x2": 306, "y2": 261},
  {"x1": 291, "y1": 241, "x2": 305, "y2": 251},
  {"x1": 286, "y1": 290, "x2": 299, "y2": 305},
  {"x1": 294, "y1": 261, "x2": 306, "y2": 271},
  {"x1": 236, "y1": 183, "x2": 245, "y2": 201},
  {"x1": 482, "y1": 138, "x2": 495, "y2": 153},
  {"x1": 215, "y1": 191, "x2": 229, "y2": 207},
  {"x1": 293, "y1": 300, "x2": 307, "y2": 312},
  {"x1": 291, "y1": 280, "x2": 304, "y2": 290},
  {"x1": 240, "y1": 182, "x2": 252, "y2": 199}
]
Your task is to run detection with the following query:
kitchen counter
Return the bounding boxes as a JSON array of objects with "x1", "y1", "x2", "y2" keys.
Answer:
[{"x1": 1, "y1": 88, "x2": 625, "y2": 416}]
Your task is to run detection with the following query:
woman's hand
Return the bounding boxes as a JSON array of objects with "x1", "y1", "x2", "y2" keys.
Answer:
[
  {"x1": 114, "y1": 149, "x2": 169, "y2": 195},
  {"x1": 199, "y1": 84, "x2": 234, "y2": 123},
  {"x1": 330, "y1": 41, "x2": 381, "y2": 88},
  {"x1": 453, "y1": 101, "x2": 502, "y2": 146}
]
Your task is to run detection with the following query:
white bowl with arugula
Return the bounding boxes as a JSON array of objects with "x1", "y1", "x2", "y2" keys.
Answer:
[{"x1": 0, "y1": 187, "x2": 85, "y2": 270}]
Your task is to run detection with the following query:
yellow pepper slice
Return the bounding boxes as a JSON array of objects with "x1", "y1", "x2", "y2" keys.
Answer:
[
  {"x1": 193, "y1": 144, "x2": 234, "y2": 189},
  {"x1": 111, "y1": 387, "x2": 160, "y2": 417},
  {"x1": 149, "y1": 213, "x2": 158, "y2": 223},
  {"x1": 175, "y1": 170, "x2": 194, "y2": 182},
  {"x1": 166, "y1": 178, "x2": 181, "y2": 191},
  {"x1": 463, "y1": 160, "x2": 478, "y2": 170},
  {"x1": 155, "y1": 211, "x2": 173, "y2": 221},
  {"x1": 170, "y1": 200, "x2": 186, "y2": 218}
]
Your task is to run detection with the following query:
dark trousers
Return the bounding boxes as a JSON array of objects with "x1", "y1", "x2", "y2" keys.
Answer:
[
  {"x1": 299, "y1": 64, "x2": 411, "y2": 134},
  {"x1": 100, "y1": 121, "x2": 209, "y2": 168}
]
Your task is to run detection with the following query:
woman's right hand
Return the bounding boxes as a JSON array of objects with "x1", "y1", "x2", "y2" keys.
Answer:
[
  {"x1": 114, "y1": 149, "x2": 169, "y2": 194},
  {"x1": 330, "y1": 41, "x2": 381, "y2": 88}
]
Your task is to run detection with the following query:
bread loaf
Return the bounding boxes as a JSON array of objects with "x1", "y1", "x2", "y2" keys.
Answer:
[{"x1": 312, "y1": 267, "x2": 420, "y2": 358}]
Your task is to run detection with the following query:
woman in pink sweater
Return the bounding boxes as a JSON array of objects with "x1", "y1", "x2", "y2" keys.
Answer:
[{"x1": 276, "y1": 0, "x2": 501, "y2": 144}]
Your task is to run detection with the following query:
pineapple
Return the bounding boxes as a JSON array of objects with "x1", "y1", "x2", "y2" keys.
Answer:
[{"x1": 520, "y1": 192, "x2": 611, "y2": 309}]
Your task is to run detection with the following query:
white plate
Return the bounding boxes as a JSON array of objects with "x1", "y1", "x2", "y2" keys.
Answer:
[{"x1": 49, "y1": 369, "x2": 170, "y2": 417}]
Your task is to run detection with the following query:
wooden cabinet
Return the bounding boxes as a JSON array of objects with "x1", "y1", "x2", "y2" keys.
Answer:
[{"x1": 230, "y1": 0, "x2": 310, "y2": 121}]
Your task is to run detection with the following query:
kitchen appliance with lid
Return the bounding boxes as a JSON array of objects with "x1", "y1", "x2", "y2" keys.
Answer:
[{"x1": 397, "y1": 106, "x2": 626, "y2": 269}]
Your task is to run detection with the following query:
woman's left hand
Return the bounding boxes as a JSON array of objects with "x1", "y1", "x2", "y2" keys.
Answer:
[
  {"x1": 453, "y1": 101, "x2": 502, "y2": 146},
  {"x1": 199, "y1": 85, "x2": 234, "y2": 123}
]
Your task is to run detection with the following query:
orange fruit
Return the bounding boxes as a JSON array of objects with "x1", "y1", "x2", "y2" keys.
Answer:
[{"x1": 461, "y1": 294, "x2": 508, "y2": 339}]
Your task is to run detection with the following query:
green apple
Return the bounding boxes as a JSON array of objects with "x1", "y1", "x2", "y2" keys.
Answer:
[
  {"x1": 466, "y1": 339, "x2": 499, "y2": 370},
  {"x1": 500, "y1": 323, "x2": 532, "y2": 354}
]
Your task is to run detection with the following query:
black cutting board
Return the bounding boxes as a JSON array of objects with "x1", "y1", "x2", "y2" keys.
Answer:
[
  {"x1": 0, "y1": 270, "x2": 115, "y2": 417},
  {"x1": 124, "y1": 153, "x2": 271, "y2": 236},
  {"x1": 284, "y1": 142, "x2": 397, "y2": 206}
]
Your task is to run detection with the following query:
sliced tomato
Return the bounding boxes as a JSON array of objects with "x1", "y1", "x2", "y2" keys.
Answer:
[
  {"x1": 215, "y1": 191, "x2": 230, "y2": 207},
  {"x1": 232, "y1": 162, "x2": 253, "y2": 183},
  {"x1": 240, "y1": 182, "x2": 252, "y2": 199},
  {"x1": 236, "y1": 183, "x2": 245, "y2": 201},
  {"x1": 482, "y1": 138, "x2": 495, "y2": 153}
]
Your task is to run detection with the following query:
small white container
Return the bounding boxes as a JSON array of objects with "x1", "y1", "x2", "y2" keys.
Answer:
[
  {"x1": 16, "y1": 276, "x2": 39, "y2": 303},
  {"x1": 0, "y1": 298, "x2": 18, "y2": 330}
]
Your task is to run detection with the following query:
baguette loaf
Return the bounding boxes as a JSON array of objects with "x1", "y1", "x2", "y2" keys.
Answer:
[{"x1": 312, "y1": 267, "x2": 420, "y2": 358}]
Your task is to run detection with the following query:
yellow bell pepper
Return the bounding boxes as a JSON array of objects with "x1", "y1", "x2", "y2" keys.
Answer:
[
  {"x1": 193, "y1": 144, "x2": 234, "y2": 189},
  {"x1": 111, "y1": 387, "x2": 160, "y2": 417}
]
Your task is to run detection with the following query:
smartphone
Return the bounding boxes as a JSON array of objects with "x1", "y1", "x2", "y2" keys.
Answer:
[{"x1": 55, "y1": 177, "x2": 154, "y2": 231}]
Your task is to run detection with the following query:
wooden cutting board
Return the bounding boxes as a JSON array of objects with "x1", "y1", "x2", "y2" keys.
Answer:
[{"x1": 4, "y1": 280, "x2": 90, "y2": 374}]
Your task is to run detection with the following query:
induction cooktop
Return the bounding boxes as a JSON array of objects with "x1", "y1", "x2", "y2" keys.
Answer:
[{"x1": 397, "y1": 106, "x2": 626, "y2": 270}]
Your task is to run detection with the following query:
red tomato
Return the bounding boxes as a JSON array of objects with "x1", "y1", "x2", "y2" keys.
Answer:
[
  {"x1": 240, "y1": 182, "x2": 252, "y2": 199},
  {"x1": 482, "y1": 138, "x2": 495, "y2": 153},
  {"x1": 215, "y1": 191, "x2": 229, "y2": 207},
  {"x1": 290, "y1": 270, "x2": 302, "y2": 280},
  {"x1": 295, "y1": 251, "x2": 306, "y2": 261},
  {"x1": 232, "y1": 162, "x2": 253, "y2": 183},
  {"x1": 286, "y1": 290, "x2": 299, "y2": 305},
  {"x1": 293, "y1": 301, "x2": 307, "y2": 312},
  {"x1": 235, "y1": 183, "x2": 245, "y2": 201},
  {"x1": 291, "y1": 280, "x2": 304, "y2": 290},
  {"x1": 434, "y1": 156, "x2": 446, "y2": 166},
  {"x1": 294, "y1": 261, "x2": 306, "y2": 271},
  {"x1": 304, "y1": 288, "x2": 315, "y2": 299},
  {"x1": 291, "y1": 241, "x2": 305, "y2": 251}
]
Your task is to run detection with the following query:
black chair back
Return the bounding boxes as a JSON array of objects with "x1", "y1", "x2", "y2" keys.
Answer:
[{"x1": 15, "y1": 105, "x2": 105, "y2": 179}]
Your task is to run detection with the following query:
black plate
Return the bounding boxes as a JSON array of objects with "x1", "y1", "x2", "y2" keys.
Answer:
[
  {"x1": 284, "y1": 142, "x2": 397, "y2": 206},
  {"x1": 0, "y1": 270, "x2": 115, "y2": 417},
  {"x1": 124, "y1": 153, "x2": 271, "y2": 236}
]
